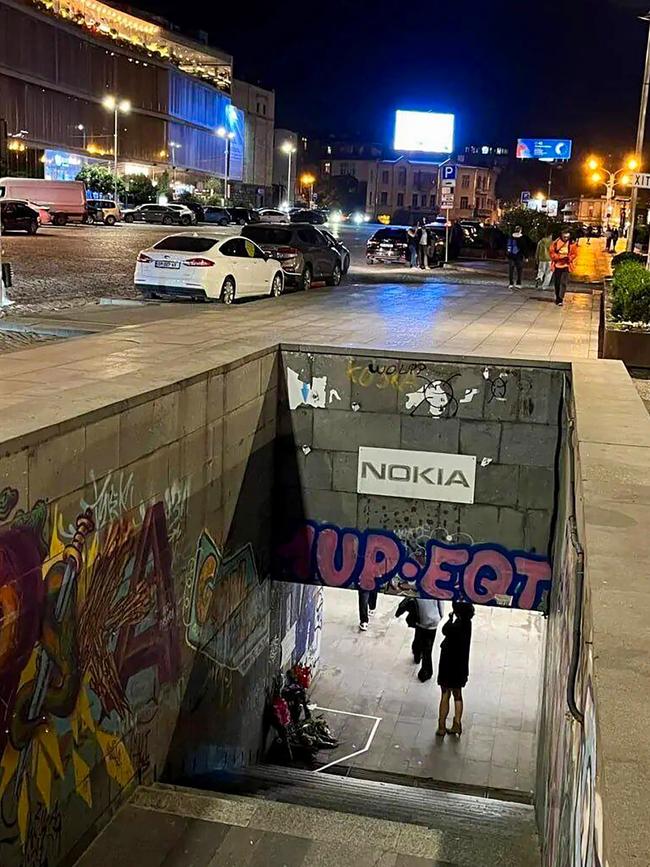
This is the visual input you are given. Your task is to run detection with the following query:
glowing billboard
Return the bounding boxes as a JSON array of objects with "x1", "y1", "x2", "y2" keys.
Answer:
[{"x1": 394, "y1": 111, "x2": 455, "y2": 154}]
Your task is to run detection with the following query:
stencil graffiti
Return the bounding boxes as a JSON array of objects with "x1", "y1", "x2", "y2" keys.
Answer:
[
  {"x1": 405, "y1": 375, "x2": 460, "y2": 419},
  {"x1": 483, "y1": 366, "x2": 509, "y2": 402},
  {"x1": 287, "y1": 369, "x2": 341, "y2": 410},
  {"x1": 185, "y1": 531, "x2": 269, "y2": 675},
  {"x1": 276, "y1": 521, "x2": 551, "y2": 612}
]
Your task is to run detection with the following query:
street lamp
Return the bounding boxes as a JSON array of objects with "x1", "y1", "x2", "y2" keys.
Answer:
[
  {"x1": 300, "y1": 172, "x2": 316, "y2": 207},
  {"x1": 169, "y1": 140, "x2": 181, "y2": 183},
  {"x1": 102, "y1": 95, "x2": 130, "y2": 206},
  {"x1": 281, "y1": 141, "x2": 297, "y2": 208},
  {"x1": 76, "y1": 124, "x2": 86, "y2": 150},
  {"x1": 217, "y1": 126, "x2": 235, "y2": 205},
  {"x1": 586, "y1": 157, "x2": 639, "y2": 230}
]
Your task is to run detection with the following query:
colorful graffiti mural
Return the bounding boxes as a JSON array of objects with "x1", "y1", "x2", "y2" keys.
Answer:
[
  {"x1": 276, "y1": 520, "x2": 551, "y2": 611},
  {"x1": 0, "y1": 486, "x2": 179, "y2": 859}
]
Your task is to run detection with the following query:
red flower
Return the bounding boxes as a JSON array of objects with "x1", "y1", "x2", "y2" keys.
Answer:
[{"x1": 272, "y1": 697, "x2": 291, "y2": 728}]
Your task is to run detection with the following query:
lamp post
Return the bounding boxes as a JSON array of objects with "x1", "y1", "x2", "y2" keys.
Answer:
[
  {"x1": 76, "y1": 124, "x2": 86, "y2": 150},
  {"x1": 586, "y1": 157, "x2": 638, "y2": 238},
  {"x1": 169, "y1": 140, "x2": 181, "y2": 184},
  {"x1": 217, "y1": 126, "x2": 235, "y2": 205},
  {"x1": 102, "y1": 95, "x2": 131, "y2": 206},
  {"x1": 281, "y1": 141, "x2": 297, "y2": 208},
  {"x1": 627, "y1": 11, "x2": 650, "y2": 250},
  {"x1": 300, "y1": 173, "x2": 316, "y2": 207}
]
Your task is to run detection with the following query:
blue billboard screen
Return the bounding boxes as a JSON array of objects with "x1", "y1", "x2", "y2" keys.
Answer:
[{"x1": 516, "y1": 139, "x2": 573, "y2": 161}]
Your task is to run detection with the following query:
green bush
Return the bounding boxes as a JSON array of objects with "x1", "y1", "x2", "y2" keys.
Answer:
[
  {"x1": 611, "y1": 260, "x2": 650, "y2": 322},
  {"x1": 611, "y1": 251, "x2": 645, "y2": 270}
]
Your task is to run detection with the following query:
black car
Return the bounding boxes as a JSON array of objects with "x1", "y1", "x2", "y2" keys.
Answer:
[
  {"x1": 367, "y1": 226, "x2": 445, "y2": 267},
  {"x1": 0, "y1": 199, "x2": 39, "y2": 234},
  {"x1": 179, "y1": 201, "x2": 204, "y2": 222},
  {"x1": 228, "y1": 207, "x2": 260, "y2": 225},
  {"x1": 290, "y1": 209, "x2": 326, "y2": 225},
  {"x1": 320, "y1": 228, "x2": 351, "y2": 274},
  {"x1": 241, "y1": 223, "x2": 342, "y2": 290},
  {"x1": 204, "y1": 206, "x2": 232, "y2": 225},
  {"x1": 122, "y1": 204, "x2": 185, "y2": 225}
]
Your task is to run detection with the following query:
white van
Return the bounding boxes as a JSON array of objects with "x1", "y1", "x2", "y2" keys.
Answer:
[{"x1": 0, "y1": 178, "x2": 87, "y2": 226}]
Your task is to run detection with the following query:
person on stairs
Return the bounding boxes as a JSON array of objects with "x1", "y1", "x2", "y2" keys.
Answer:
[{"x1": 436, "y1": 601, "x2": 475, "y2": 736}]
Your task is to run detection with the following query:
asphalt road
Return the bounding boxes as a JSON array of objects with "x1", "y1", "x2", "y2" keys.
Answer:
[{"x1": 0, "y1": 221, "x2": 377, "y2": 312}]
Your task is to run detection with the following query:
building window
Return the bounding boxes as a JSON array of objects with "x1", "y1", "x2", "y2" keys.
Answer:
[
  {"x1": 398, "y1": 169, "x2": 406, "y2": 187},
  {"x1": 380, "y1": 191, "x2": 388, "y2": 205},
  {"x1": 461, "y1": 174, "x2": 470, "y2": 189},
  {"x1": 412, "y1": 193, "x2": 418, "y2": 207},
  {"x1": 421, "y1": 194, "x2": 427, "y2": 206},
  {"x1": 324, "y1": 162, "x2": 331, "y2": 174},
  {"x1": 485, "y1": 176, "x2": 491, "y2": 190},
  {"x1": 382, "y1": 170, "x2": 389, "y2": 183},
  {"x1": 460, "y1": 196, "x2": 469, "y2": 209},
  {"x1": 430, "y1": 194, "x2": 436, "y2": 207},
  {"x1": 397, "y1": 193, "x2": 404, "y2": 206}
]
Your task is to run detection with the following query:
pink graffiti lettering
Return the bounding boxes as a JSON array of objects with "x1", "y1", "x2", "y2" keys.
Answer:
[
  {"x1": 420, "y1": 546, "x2": 469, "y2": 599},
  {"x1": 277, "y1": 523, "x2": 316, "y2": 582},
  {"x1": 316, "y1": 528, "x2": 360, "y2": 587},
  {"x1": 357, "y1": 534, "x2": 401, "y2": 591},
  {"x1": 514, "y1": 556, "x2": 552, "y2": 610},
  {"x1": 462, "y1": 549, "x2": 513, "y2": 604}
]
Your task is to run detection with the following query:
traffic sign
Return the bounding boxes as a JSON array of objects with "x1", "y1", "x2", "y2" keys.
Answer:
[
  {"x1": 516, "y1": 138, "x2": 573, "y2": 161},
  {"x1": 520, "y1": 191, "x2": 531, "y2": 203},
  {"x1": 440, "y1": 165, "x2": 457, "y2": 183},
  {"x1": 632, "y1": 173, "x2": 650, "y2": 189},
  {"x1": 440, "y1": 195, "x2": 454, "y2": 209}
]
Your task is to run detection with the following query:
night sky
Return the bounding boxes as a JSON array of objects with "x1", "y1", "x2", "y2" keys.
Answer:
[{"x1": 135, "y1": 0, "x2": 650, "y2": 156}]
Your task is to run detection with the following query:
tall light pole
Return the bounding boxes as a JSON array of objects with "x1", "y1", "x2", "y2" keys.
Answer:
[
  {"x1": 102, "y1": 95, "x2": 131, "y2": 205},
  {"x1": 217, "y1": 126, "x2": 235, "y2": 205},
  {"x1": 627, "y1": 11, "x2": 650, "y2": 250},
  {"x1": 586, "y1": 156, "x2": 638, "y2": 234},
  {"x1": 76, "y1": 124, "x2": 86, "y2": 150},
  {"x1": 301, "y1": 173, "x2": 316, "y2": 207},
  {"x1": 169, "y1": 140, "x2": 181, "y2": 184},
  {"x1": 281, "y1": 141, "x2": 297, "y2": 208}
]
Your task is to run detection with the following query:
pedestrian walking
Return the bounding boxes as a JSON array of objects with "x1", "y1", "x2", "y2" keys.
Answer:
[
  {"x1": 506, "y1": 226, "x2": 525, "y2": 288},
  {"x1": 611, "y1": 226, "x2": 620, "y2": 252},
  {"x1": 436, "y1": 602, "x2": 475, "y2": 737},
  {"x1": 417, "y1": 222, "x2": 429, "y2": 269},
  {"x1": 358, "y1": 589, "x2": 377, "y2": 631},
  {"x1": 535, "y1": 231, "x2": 553, "y2": 289},
  {"x1": 550, "y1": 229, "x2": 578, "y2": 306},
  {"x1": 604, "y1": 225, "x2": 613, "y2": 253},
  {"x1": 406, "y1": 225, "x2": 418, "y2": 268},
  {"x1": 412, "y1": 598, "x2": 444, "y2": 682}
]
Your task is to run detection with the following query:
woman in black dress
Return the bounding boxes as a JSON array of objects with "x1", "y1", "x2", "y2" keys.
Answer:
[{"x1": 436, "y1": 601, "x2": 475, "y2": 736}]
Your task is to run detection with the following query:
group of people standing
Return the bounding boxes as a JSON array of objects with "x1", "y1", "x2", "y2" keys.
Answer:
[
  {"x1": 406, "y1": 222, "x2": 434, "y2": 269},
  {"x1": 507, "y1": 226, "x2": 577, "y2": 306}
]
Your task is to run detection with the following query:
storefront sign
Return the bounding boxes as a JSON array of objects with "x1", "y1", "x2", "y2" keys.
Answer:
[{"x1": 357, "y1": 446, "x2": 476, "y2": 504}]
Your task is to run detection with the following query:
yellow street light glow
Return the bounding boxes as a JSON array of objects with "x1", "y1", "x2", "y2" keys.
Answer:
[
  {"x1": 118, "y1": 99, "x2": 131, "y2": 113},
  {"x1": 621, "y1": 175, "x2": 631, "y2": 186},
  {"x1": 535, "y1": 191, "x2": 545, "y2": 200},
  {"x1": 587, "y1": 157, "x2": 599, "y2": 171},
  {"x1": 281, "y1": 141, "x2": 296, "y2": 154},
  {"x1": 301, "y1": 173, "x2": 316, "y2": 185},
  {"x1": 627, "y1": 157, "x2": 640, "y2": 171},
  {"x1": 102, "y1": 95, "x2": 116, "y2": 110},
  {"x1": 591, "y1": 172, "x2": 603, "y2": 183}
]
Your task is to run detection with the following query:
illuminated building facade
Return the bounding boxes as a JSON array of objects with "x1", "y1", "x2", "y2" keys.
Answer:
[{"x1": 0, "y1": 0, "x2": 246, "y2": 190}]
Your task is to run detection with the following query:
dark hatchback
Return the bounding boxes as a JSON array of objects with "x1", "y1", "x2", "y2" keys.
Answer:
[
  {"x1": 0, "y1": 199, "x2": 39, "y2": 234},
  {"x1": 241, "y1": 223, "x2": 342, "y2": 290},
  {"x1": 367, "y1": 226, "x2": 444, "y2": 266},
  {"x1": 320, "y1": 228, "x2": 351, "y2": 273},
  {"x1": 290, "y1": 209, "x2": 326, "y2": 224},
  {"x1": 228, "y1": 207, "x2": 261, "y2": 225}
]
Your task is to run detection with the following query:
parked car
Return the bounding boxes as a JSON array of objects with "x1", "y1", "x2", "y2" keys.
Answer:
[
  {"x1": 320, "y1": 228, "x2": 351, "y2": 274},
  {"x1": 257, "y1": 208, "x2": 290, "y2": 224},
  {"x1": 0, "y1": 199, "x2": 40, "y2": 234},
  {"x1": 241, "y1": 223, "x2": 343, "y2": 290},
  {"x1": 290, "y1": 209, "x2": 326, "y2": 224},
  {"x1": 177, "y1": 201, "x2": 204, "y2": 222},
  {"x1": 122, "y1": 204, "x2": 186, "y2": 225},
  {"x1": 203, "y1": 206, "x2": 232, "y2": 225},
  {"x1": 134, "y1": 231, "x2": 284, "y2": 303},
  {"x1": 166, "y1": 204, "x2": 197, "y2": 225},
  {"x1": 27, "y1": 201, "x2": 51, "y2": 225},
  {"x1": 0, "y1": 178, "x2": 86, "y2": 225},
  {"x1": 86, "y1": 198, "x2": 121, "y2": 226},
  {"x1": 366, "y1": 226, "x2": 445, "y2": 267},
  {"x1": 228, "y1": 207, "x2": 260, "y2": 225}
]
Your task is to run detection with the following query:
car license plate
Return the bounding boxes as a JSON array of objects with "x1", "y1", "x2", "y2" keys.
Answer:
[{"x1": 155, "y1": 260, "x2": 180, "y2": 269}]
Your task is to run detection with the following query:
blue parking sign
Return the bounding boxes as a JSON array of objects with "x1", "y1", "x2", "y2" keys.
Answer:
[{"x1": 441, "y1": 165, "x2": 457, "y2": 182}]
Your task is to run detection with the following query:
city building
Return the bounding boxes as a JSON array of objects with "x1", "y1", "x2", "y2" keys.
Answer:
[
  {"x1": 367, "y1": 156, "x2": 440, "y2": 221},
  {"x1": 231, "y1": 79, "x2": 275, "y2": 206},
  {"x1": 439, "y1": 163, "x2": 500, "y2": 222},
  {"x1": 0, "y1": 0, "x2": 252, "y2": 195},
  {"x1": 562, "y1": 195, "x2": 630, "y2": 228}
]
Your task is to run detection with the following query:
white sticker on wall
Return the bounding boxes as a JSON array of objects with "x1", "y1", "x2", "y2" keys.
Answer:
[{"x1": 357, "y1": 446, "x2": 476, "y2": 504}]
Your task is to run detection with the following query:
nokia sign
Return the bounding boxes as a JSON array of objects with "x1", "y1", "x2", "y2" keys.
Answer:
[{"x1": 357, "y1": 446, "x2": 476, "y2": 504}]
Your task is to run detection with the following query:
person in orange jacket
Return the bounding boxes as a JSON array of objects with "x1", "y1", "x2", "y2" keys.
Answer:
[{"x1": 549, "y1": 229, "x2": 578, "y2": 306}]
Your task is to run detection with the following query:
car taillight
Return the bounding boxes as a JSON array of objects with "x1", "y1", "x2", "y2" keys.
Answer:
[
  {"x1": 184, "y1": 258, "x2": 215, "y2": 267},
  {"x1": 274, "y1": 246, "x2": 299, "y2": 259},
  {"x1": 137, "y1": 253, "x2": 152, "y2": 262}
]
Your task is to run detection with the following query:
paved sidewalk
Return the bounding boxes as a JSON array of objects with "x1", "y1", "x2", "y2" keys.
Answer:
[{"x1": 311, "y1": 589, "x2": 540, "y2": 797}]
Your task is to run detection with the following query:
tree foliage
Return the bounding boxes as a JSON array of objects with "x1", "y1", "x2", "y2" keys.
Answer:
[
  {"x1": 124, "y1": 174, "x2": 156, "y2": 205},
  {"x1": 499, "y1": 207, "x2": 565, "y2": 243},
  {"x1": 75, "y1": 165, "x2": 124, "y2": 197}
]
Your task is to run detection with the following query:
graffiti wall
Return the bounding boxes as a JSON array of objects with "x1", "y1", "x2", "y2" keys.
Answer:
[
  {"x1": 275, "y1": 350, "x2": 563, "y2": 611},
  {"x1": 535, "y1": 414, "x2": 604, "y2": 866}
]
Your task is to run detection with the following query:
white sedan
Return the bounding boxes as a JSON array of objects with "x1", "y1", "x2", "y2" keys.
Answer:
[
  {"x1": 257, "y1": 208, "x2": 290, "y2": 224},
  {"x1": 134, "y1": 232, "x2": 284, "y2": 303}
]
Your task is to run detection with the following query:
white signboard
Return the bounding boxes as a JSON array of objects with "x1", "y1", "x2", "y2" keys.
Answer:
[
  {"x1": 357, "y1": 446, "x2": 476, "y2": 504},
  {"x1": 632, "y1": 173, "x2": 650, "y2": 190}
]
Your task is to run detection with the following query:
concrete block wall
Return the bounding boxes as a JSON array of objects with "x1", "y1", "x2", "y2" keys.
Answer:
[
  {"x1": 0, "y1": 347, "x2": 305, "y2": 867},
  {"x1": 276, "y1": 349, "x2": 564, "y2": 608}
]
